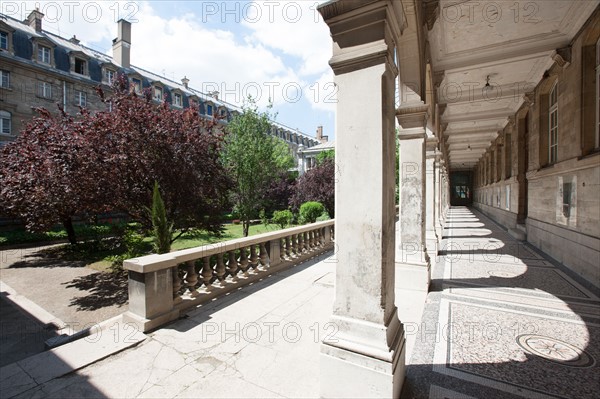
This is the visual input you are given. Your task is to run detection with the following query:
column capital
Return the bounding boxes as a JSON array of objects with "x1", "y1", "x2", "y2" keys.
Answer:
[
  {"x1": 320, "y1": 0, "x2": 405, "y2": 76},
  {"x1": 426, "y1": 139, "x2": 439, "y2": 158},
  {"x1": 396, "y1": 103, "x2": 429, "y2": 139}
]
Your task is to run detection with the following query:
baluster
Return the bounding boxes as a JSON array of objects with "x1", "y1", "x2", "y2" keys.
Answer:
[
  {"x1": 216, "y1": 253, "x2": 226, "y2": 282},
  {"x1": 249, "y1": 244, "x2": 259, "y2": 270},
  {"x1": 259, "y1": 243, "x2": 269, "y2": 269},
  {"x1": 227, "y1": 250, "x2": 238, "y2": 278},
  {"x1": 292, "y1": 234, "x2": 299, "y2": 256},
  {"x1": 238, "y1": 247, "x2": 249, "y2": 274},
  {"x1": 172, "y1": 266, "x2": 182, "y2": 304},
  {"x1": 309, "y1": 230, "x2": 316, "y2": 249},
  {"x1": 285, "y1": 236, "x2": 292, "y2": 258},
  {"x1": 202, "y1": 256, "x2": 213, "y2": 289},
  {"x1": 185, "y1": 260, "x2": 199, "y2": 297},
  {"x1": 298, "y1": 232, "x2": 304, "y2": 254},
  {"x1": 317, "y1": 228, "x2": 323, "y2": 246}
]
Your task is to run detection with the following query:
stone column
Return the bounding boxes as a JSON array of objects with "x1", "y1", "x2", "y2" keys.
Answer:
[
  {"x1": 435, "y1": 155, "x2": 443, "y2": 238},
  {"x1": 396, "y1": 105, "x2": 431, "y2": 291},
  {"x1": 318, "y1": 2, "x2": 406, "y2": 397},
  {"x1": 425, "y1": 139, "x2": 439, "y2": 259}
]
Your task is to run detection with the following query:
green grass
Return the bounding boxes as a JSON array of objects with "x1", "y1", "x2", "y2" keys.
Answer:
[
  {"x1": 170, "y1": 223, "x2": 288, "y2": 251},
  {"x1": 3, "y1": 222, "x2": 294, "y2": 272}
]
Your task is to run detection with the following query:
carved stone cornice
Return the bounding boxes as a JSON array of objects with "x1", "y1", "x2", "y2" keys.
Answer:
[
  {"x1": 506, "y1": 115, "x2": 515, "y2": 130},
  {"x1": 552, "y1": 46, "x2": 571, "y2": 70},
  {"x1": 423, "y1": 0, "x2": 440, "y2": 31},
  {"x1": 522, "y1": 91, "x2": 535, "y2": 108}
]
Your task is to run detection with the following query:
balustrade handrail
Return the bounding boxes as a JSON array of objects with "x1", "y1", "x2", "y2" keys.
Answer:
[
  {"x1": 123, "y1": 219, "x2": 335, "y2": 273},
  {"x1": 123, "y1": 219, "x2": 336, "y2": 332}
]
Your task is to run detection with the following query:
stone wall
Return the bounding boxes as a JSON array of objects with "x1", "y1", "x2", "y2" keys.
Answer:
[
  {"x1": 472, "y1": 11, "x2": 600, "y2": 287},
  {"x1": 0, "y1": 57, "x2": 107, "y2": 143}
]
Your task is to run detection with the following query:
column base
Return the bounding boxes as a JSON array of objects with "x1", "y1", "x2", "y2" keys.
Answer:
[
  {"x1": 320, "y1": 324, "x2": 406, "y2": 398},
  {"x1": 426, "y1": 231, "x2": 439, "y2": 264},
  {"x1": 395, "y1": 259, "x2": 431, "y2": 292}
]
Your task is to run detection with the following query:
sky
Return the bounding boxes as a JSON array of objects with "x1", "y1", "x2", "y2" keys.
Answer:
[{"x1": 1, "y1": 0, "x2": 335, "y2": 140}]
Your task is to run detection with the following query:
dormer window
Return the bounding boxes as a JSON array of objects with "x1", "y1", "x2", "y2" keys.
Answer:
[
  {"x1": 173, "y1": 92, "x2": 182, "y2": 108},
  {"x1": 219, "y1": 107, "x2": 227, "y2": 117},
  {"x1": 0, "y1": 31, "x2": 7, "y2": 50},
  {"x1": 74, "y1": 57, "x2": 87, "y2": 75},
  {"x1": 153, "y1": 85, "x2": 163, "y2": 102},
  {"x1": 38, "y1": 45, "x2": 51, "y2": 64},
  {"x1": 131, "y1": 78, "x2": 142, "y2": 94},
  {"x1": 104, "y1": 69, "x2": 115, "y2": 85},
  {"x1": 189, "y1": 97, "x2": 199, "y2": 110}
]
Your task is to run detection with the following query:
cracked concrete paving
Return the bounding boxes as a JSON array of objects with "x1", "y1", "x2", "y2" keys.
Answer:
[{"x1": 1, "y1": 242, "x2": 427, "y2": 399}]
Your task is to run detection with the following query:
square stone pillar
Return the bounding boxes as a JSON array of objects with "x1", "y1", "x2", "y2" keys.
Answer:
[
  {"x1": 434, "y1": 155, "x2": 443, "y2": 239},
  {"x1": 396, "y1": 105, "x2": 431, "y2": 291},
  {"x1": 425, "y1": 139, "x2": 439, "y2": 260},
  {"x1": 318, "y1": 2, "x2": 407, "y2": 398}
]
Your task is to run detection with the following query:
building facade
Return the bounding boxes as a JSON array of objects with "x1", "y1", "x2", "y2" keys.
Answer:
[{"x1": 0, "y1": 11, "x2": 320, "y2": 154}]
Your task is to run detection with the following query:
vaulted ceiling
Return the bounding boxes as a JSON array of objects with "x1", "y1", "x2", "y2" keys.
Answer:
[{"x1": 427, "y1": 0, "x2": 598, "y2": 170}]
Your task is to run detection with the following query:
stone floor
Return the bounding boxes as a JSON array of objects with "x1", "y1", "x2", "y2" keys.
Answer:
[
  {"x1": 402, "y1": 207, "x2": 600, "y2": 398},
  {"x1": 1, "y1": 207, "x2": 598, "y2": 398}
]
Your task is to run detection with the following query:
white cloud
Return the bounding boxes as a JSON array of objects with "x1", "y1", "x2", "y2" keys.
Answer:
[
  {"x1": 128, "y1": 3, "x2": 303, "y2": 108},
  {"x1": 1, "y1": 1, "x2": 335, "y2": 132},
  {"x1": 242, "y1": 1, "x2": 332, "y2": 78}
]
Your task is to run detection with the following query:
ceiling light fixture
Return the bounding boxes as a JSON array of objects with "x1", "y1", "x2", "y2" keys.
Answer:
[{"x1": 483, "y1": 75, "x2": 493, "y2": 95}]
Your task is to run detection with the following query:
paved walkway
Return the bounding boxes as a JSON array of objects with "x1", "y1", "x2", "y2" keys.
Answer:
[
  {"x1": 403, "y1": 207, "x2": 600, "y2": 398},
  {"x1": 2, "y1": 208, "x2": 598, "y2": 398}
]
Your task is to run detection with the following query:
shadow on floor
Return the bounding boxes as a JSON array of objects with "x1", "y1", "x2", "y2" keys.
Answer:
[{"x1": 402, "y1": 206, "x2": 600, "y2": 399}]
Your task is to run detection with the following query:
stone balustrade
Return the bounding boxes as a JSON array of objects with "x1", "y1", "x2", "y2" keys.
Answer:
[{"x1": 123, "y1": 220, "x2": 335, "y2": 332}]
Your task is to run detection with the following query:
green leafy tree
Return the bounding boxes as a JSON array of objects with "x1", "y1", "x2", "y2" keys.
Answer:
[
  {"x1": 151, "y1": 181, "x2": 172, "y2": 254},
  {"x1": 222, "y1": 97, "x2": 294, "y2": 236},
  {"x1": 316, "y1": 149, "x2": 335, "y2": 165}
]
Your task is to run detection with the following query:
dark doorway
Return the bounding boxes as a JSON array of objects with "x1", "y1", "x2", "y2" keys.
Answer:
[{"x1": 450, "y1": 171, "x2": 473, "y2": 206}]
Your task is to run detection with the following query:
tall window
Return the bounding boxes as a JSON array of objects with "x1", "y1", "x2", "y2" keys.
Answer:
[
  {"x1": 38, "y1": 81, "x2": 52, "y2": 99},
  {"x1": 38, "y1": 45, "x2": 51, "y2": 64},
  {"x1": 106, "y1": 69, "x2": 115, "y2": 85},
  {"x1": 0, "y1": 111, "x2": 11, "y2": 135},
  {"x1": 505, "y1": 133, "x2": 512, "y2": 178},
  {"x1": 595, "y1": 39, "x2": 600, "y2": 148},
  {"x1": 0, "y1": 31, "x2": 8, "y2": 50},
  {"x1": 206, "y1": 104, "x2": 213, "y2": 116},
  {"x1": 75, "y1": 90, "x2": 86, "y2": 107},
  {"x1": 0, "y1": 70, "x2": 9, "y2": 88},
  {"x1": 549, "y1": 82, "x2": 558, "y2": 164}
]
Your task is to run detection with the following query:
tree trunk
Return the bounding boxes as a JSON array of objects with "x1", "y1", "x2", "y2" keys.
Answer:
[
  {"x1": 243, "y1": 220, "x2": 250, "y2": 237},
  {"x1": 63, "y1": 217, "x2": 77, "y2": 245}
]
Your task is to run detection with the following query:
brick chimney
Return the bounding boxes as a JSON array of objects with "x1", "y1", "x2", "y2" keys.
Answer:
[
  {"x1": 112, "y1": 19, "x2": 131, "y2": 68},
  {"x1": 26, "y1": 8, "x2": 44, "y2": 32},
  {"x1": 69, "y1": 35, "x2": 80, "y2": 44},
  {"x1": 182, "y1": 76, "x2": 189, "y2": 89},
  {"x1": 316, "y1": 125, "x2": 328, "y2": 143}
]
